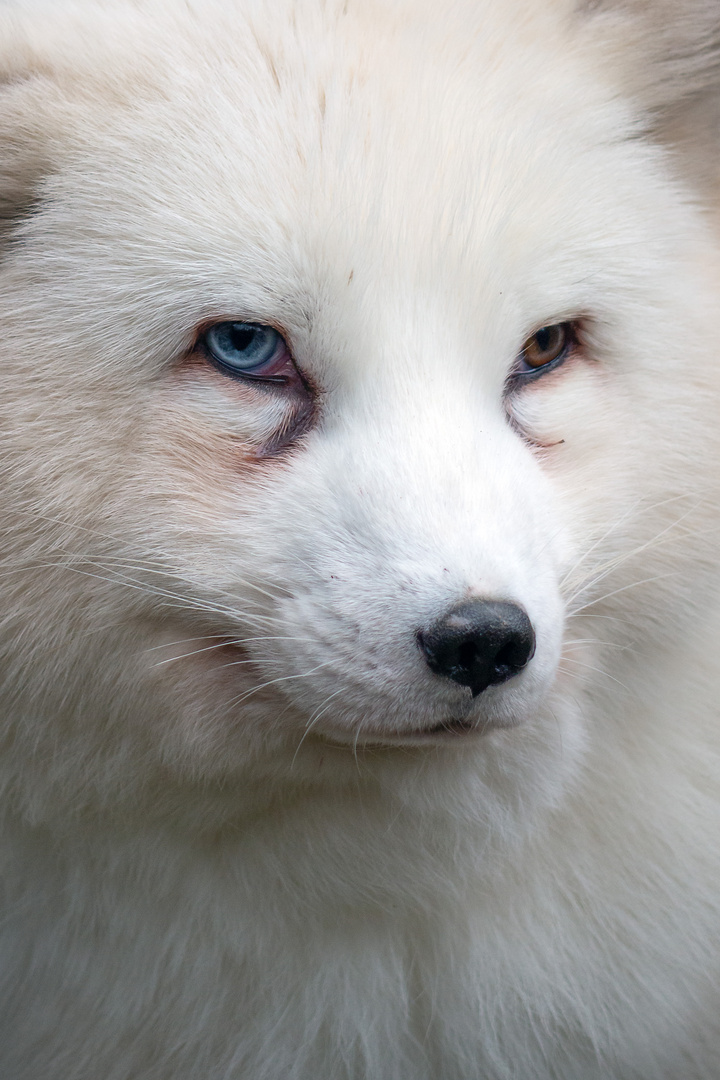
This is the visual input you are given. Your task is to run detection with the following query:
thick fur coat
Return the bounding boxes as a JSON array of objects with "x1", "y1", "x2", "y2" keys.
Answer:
[{"x1": 1, "y1": 1, "x2": 720, "y2": 1077}]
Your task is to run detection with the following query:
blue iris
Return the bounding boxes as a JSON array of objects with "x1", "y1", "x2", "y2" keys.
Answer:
[{"x1": 204, "y1": 322, "x2": 284, "y2": 374}]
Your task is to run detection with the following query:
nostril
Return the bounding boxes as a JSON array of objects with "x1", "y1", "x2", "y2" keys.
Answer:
[
  {"x1": 417, "y1": 599, "x2": 536, "y2": 697},
  {"x1": 495, "y1": 643, "x2": 518, "y2": 667},
  {"x1": 456, "y1": 640, "x2": 478, "y2": 669},
  {"x1": 494, "y1": 636, "x2": 534, "y2": 675}
]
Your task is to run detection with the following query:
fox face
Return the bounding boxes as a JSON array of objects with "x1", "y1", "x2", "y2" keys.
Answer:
[
  {"x1": 4, "y1": 5, "x2": 720, "y2": 1080},
  {"x1": 0, "y1": 0, "x2": 718, "y2": 831}
]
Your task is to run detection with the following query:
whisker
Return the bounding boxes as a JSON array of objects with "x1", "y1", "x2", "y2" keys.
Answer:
[
  {"x1": 22, "y1": 562, "x2": 279, "y2": 626},
  {"x1": 565, "y1": 612, "x2": 626, "y2": 624},
  {"x1": 563, "y1": 638, "x2": 634, "y2": 651},
  {"x1": 559, "y1": 655, "x2": 630, "y2": 692},
  {"x1": 150, "y1": 634, "x2": 314, "y2": 666},
  {"x1": 291, "y1": 687, "x2": 347, "y2": 766},
  {"x1": 559, "y1": 496, "x2": 649, "y2": 592},
  {"x1": 569, "y1": 571, "x2": 677, "y2": 617},
  {"x1": 226, "y1": 661, "x2": 338, "y2": 710},
  {"x1": 561, "y1": 497, "x2": 708, "y2": 610}
]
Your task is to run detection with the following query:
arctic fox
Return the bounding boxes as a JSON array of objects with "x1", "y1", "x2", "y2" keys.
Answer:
[{"x1": 1, "y1": 0, "x2": 720, "y2": 1077}]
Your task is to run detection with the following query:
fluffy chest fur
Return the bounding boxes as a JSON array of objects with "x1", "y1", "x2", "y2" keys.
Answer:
[{"x1": 1, "y1": 1, "x2": 720, "y2": 1077}]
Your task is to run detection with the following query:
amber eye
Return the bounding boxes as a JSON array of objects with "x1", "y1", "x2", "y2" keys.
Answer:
[{"x1": 521, "y1": 323, "x2": 571, "y2": 371}]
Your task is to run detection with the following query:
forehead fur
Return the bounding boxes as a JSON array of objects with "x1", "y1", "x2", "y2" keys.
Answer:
[{"x1": 0, "y1": 0, "x2": 671, "y2": 323}]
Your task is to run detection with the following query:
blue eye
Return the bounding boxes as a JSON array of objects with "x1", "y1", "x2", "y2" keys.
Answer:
[{"x1": 203, "y1": 322, "x2": 287, "y2": 377}]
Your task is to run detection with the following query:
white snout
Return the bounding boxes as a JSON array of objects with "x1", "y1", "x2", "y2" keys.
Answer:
[{"x1": 238, "y1": 388, "x2": 568, "y2": 747}]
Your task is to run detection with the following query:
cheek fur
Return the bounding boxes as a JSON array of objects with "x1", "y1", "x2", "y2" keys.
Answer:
[
  {"x1": 148, "y1": 403, "x2": 261, "y2": 496},
  {"x1": 150, "y1": 368, "x2": 316, "y2": 488},
  {"x1": 507, "y1": 365, "x2": 613, "y2": 452},
  {"x1": 174, "y1": 336, "x2": 318, "y2": 457}
]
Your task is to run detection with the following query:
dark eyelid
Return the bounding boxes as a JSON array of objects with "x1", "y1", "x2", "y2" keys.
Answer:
[{"x1": 197, "y1": 336, "x2": 291, "y2": 383}]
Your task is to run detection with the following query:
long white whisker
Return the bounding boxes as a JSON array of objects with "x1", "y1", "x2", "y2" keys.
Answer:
[
  {"x1": 226, "y1": 661, "x2": 337, "y2": 709},
  {"x1": 563, "y1": 638, "x2": 634, "y2": 651},
  {"x1": 569, "y1": 571, "x2": 677, "y2": 617},
  {"x1": 559, "y1": 655, "x2": 630, "y2": 692},
  {"x1": 561, "y1": 497, "x2": 708, "y2": 609},
  {"x1": 291, "y1": 688, "x2": 347, "y2": 767},
  {"x1": 559, "y1": 497, "x2": 649, "y2": 593},
  {"x1": 150, "y1": 634, "x2": 313, "y2": 665}
]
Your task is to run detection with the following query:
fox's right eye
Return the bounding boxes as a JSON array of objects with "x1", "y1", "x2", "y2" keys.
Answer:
[{"x1": 202, "y1": 322, "x2": 292, "y2": 381}]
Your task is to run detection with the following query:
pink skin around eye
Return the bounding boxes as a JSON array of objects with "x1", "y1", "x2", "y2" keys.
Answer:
[
  {"x1": 242, "y1": 344, "x2": 296, "y2": 382},
  {"x1": 179, "y1": 322, "x2": 318, "y2": 457}
]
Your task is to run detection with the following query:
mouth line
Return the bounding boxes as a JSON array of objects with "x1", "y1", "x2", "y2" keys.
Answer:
[{"x1": 316, "y1": 717, "x2": 485, "y2": 749}]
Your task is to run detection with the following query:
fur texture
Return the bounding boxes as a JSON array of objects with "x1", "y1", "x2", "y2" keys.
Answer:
[{"x1": 1, "y1": 1, "x2": 720, "y2": 1077}]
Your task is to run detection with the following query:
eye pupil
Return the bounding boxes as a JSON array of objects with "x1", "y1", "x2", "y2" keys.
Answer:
[
  {"x1": 535, "y1": 327, "x2": 553, "y2": 352},
  {"x1": 203, "y1": 321, "x2": 288, "y2": 377},
  {"x1": 521, "y1": 322, "x2": 571, "y2": 371},
  {"x1": 229, "y1": 326, "x2": 256, "y2": 352}
]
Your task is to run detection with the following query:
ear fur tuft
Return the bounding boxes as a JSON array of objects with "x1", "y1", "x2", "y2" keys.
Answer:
[
  {"x1": 578, "y1": 0, "x2": 720, "y2": 211},
  {"x1": 578, "y1": 0, "x2": 720, "y2": 111},
  {"x1": 0, "y1": 10, "x2": 73, "y2": 250},
  {"x1": 0, "y1": 110, "x2": 50, "y2": 252}
]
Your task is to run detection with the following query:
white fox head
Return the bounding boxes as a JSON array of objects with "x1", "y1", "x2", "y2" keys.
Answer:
[{"x1": 0, "y1": 0, "x2": 718, "y2": 835}]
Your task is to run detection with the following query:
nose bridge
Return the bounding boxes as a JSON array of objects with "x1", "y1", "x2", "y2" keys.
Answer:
[
  {"x1": 320, "y1": 371, "x2": 542, "y2": 594},
  {"x1": 349, "y1": 372, "x2": 525, "y2": 518}
]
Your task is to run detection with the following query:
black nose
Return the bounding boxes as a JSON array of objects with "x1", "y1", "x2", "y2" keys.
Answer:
[{"x1": 417, "y1": 600, "x2": 536, "y2": 697}]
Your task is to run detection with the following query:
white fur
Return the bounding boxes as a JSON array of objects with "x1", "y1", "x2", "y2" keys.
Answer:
[{"x1": 1, "y1": 1, "x2": 720, "y2": 1076}]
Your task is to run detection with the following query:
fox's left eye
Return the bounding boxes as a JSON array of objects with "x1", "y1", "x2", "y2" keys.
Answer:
[
  {"x1": 202, "y1": 322, "x2": 290, "y2": 379},
  {"x1": 519, "y1": 323, "x2": 573, "y2": 373}
]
